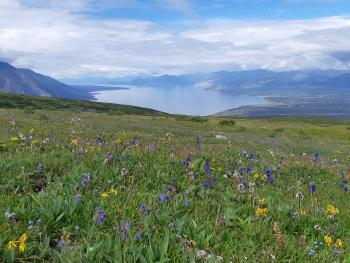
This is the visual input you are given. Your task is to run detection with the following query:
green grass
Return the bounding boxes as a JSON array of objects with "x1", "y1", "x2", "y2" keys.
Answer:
[{"x1": 0, "y1": 108, "x2": 349, "y2": 262}]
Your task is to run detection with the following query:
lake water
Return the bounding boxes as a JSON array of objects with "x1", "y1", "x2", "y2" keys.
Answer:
[{"x1": 92, "y1": 86, "x2": 266, "y2": 116}]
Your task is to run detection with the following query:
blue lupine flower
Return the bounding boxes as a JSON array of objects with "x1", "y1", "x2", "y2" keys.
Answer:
[
  {"x1": 139, "y1": 203, "x2": 150, "y2": 215},
  {"x1": 211, "y1": 178, "x2": 218, "y2": 185},
  {"x1": 159, "y1": 194, "x2": 169, "y2": 202},
  {"x1": 202, "y1": 182, "x2": 210, "y2": 188},
  {"x1": 95, "y1": 208, "x2": 107, "y2": 224},
  {"x1": 81, "y1": 172, "x2": 91, "y2": 187},
  {"x1": 120, "y1": 222, "x2": 131, "y2": 241},
  {"x1": 167, "y1": 186, "x2": 176, "y2": 192},
  {"x1": 344, "y1": 187, "x2": 349, "y2": 192},
  {"x1": 185, "y1": 199, "x2": 190, "y2": 207},
  {"x1": 268, "y1": 175, "x2": 275, "y2": 184},
  {"x1": 75, "y1": 194, "x2": 82, "y2": 204},
  {"x1": 247, "y1": 166, "x2": 253, "y2": 173},
  {"x1": 310, "y1": 184, "x2": 316, "y2": 194},
  {"x1": 135, "y1": 231, "x2": 142, "y2": 241},
  {"x1": 265, "y1": 169, "x2": 271, "y2": 176}
]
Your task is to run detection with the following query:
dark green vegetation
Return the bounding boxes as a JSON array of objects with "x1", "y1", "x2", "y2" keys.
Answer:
[
  {"x1": 0, "y1": 107, "x2": 350, "y2": 262},
  {"x1": 0, "y1": 92, "x2": 165, "y2": 116}
]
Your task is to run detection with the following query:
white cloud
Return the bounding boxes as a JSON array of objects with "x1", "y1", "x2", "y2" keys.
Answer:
[{"x1": 0, "y1": 0, "x2": 350, "y2": 78}]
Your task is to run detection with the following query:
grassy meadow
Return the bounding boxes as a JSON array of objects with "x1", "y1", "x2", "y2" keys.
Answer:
[{"x1": 1, "y1": 108, "x2": 350, "y2": 262}]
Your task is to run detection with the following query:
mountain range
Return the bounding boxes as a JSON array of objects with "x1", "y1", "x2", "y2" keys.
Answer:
[
  {"x1": 0, "y1": 62, "x2": 93, "y2": 100},
  {"x1": 1, "y1": 61, "x2": 350, "y2": 117}
]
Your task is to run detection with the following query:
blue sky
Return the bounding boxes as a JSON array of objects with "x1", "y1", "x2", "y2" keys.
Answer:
[
  {"x1": 0, "y1": 0, "x2": 350, "y2": 78},
  {"x1": 92, "y1": 0, "x2": 350, "y2": 22}
]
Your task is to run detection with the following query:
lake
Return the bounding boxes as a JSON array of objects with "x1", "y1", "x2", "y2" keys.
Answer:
[{"x1": 92, "y1": 85, "x2": 266, "y2": 116}]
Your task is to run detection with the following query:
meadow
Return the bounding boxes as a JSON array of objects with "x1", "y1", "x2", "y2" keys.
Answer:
[{"x1": 1, "y1": 108, "x2": 350, "y2": 262}]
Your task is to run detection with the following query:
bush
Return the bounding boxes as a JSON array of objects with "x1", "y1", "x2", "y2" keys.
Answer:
[{"x1": 219, "y1": 119, "x2": 236, "y2": 126}]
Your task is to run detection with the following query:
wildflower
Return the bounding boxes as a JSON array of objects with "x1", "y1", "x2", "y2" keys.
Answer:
[
  {"x1": 259, "y1": 198, "x2": 267, "y2": 207},
  {"x1": 268, "y1": 175, "x2": 275, "y2": 184},
  {"x1": 6, "y1": 240, "x2": 17, "y2": 250},
  {"x1": 202, "y1": 182, "x2": 210, "y2": 188},
  {"x1": 308, "y1": 249, "x2": 315, "y2": 256},
  {"x1": 185, "y1": 199, "x2": 190, "y2": 207},
  {"x1": 167, "y1": 186, "x2": 176, "y2": 192},
  {"x1": 159, "y1": 194, "x2": 169, "y2": 202},
  {"x1": 253, "y1": 173, "x2": 260, "y2": 180},
  {"x1": 256, "y1": 207, "x2": 268, "y2": 217},
  {"x1": 296, "y1": 192, "x2": 304, "y2": 200},
  {"x1": 4, "y1": 211, "x2": 15, "y2": 219},
  {"x1": 120, "y1": 222, "x2": 131, "y2": 241},
  {"x1": 324, "y1": 235, "x2": 333, "y2": 247},
  {"x1": 314, "y1": 224, "x2": 321, "y2": 231},
  {"x1": 272, "y1": 222, "x2": 284, "y2": 250},
  {"x1": 211, "y1": 178, "x2": 218, "y2": 185},
  {"x1": 109, "y1": 186, "x2": 117, "y2": 195},
  {"x1": 100, "y1": 192, "x2": 109, "y2": 198},
  {"x1": 310, "y1": 184, "x2": 316, "y2": 194},
  {"x1": 135, "y1": 231, "x2": 142, "y2": 241},
  {"x1": 81, "y1": 172, "x2": 91, "y2": 187},
  {"x1": 237, "y1": 183, "x2": 245, "y2": 192},
  {"x1": 10, "y1": 136, "x2": 19, "y2": 142},
  {"x1": 71, "y1": 138, "x2": 78, "y2": 145},
  {"x1": 333, "y1": 248, "x2": 341, "y2": 255},
  {"x1": 95, "y1": 208, "x2": 107, "y2": 225},
  {"x1": 326, "y1": 205, "x2": 339, "y2": 216},
  {"x1": 18, "y1": 234, "x2": 28, "y2": 252},
  {"x1": 335, "y1": 239, "x2": 343, "y2": 249},
  {"x1": 139, "y1": 203, "x2": 150, "y2": 215},
  {"x1": 75, "y1": 194, "x2": 82, "y2": 204}
]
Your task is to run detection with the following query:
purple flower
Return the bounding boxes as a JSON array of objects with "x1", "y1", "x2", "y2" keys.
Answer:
[
  {"x1": 135, "y1": 231, "x2": 142, "y2": 241},
  {"x1": 159, "y1": 194, "x2": 169, "y2": 202},
  {"x1": 75, "y1": 194, "x2": 82, "y2": 204},
  {"x1": 139, "y1": 203, "x2": 150, "y2": 215},
  {"x1": 211, "y1": 178, "x2": 218, "y2": 185},
  {"x1": 268, "y1": 175, "x2": 275, "y2": 184},
  {"x1": 81, "y1": 172, "x2": 91, "y2": 187},
  {"x1": 265, "y1": 169, "x2": 271, "y2": 176},
  {"x1": 205, "y1": 162, "x2": 211, "y2": 172},
  {"x1": 184, "y1": 199, "x2": 190, "y2": 207},
  {"x1": 243, "y1": 181, "x2": 248, "y2": 189},
  {"x1": 202, "y1": 182, "x2": 210, "y2": 188},
  {"x1": 120, "y1": 222, "x2": 131, "y2": 241},
  {"x1": 167, "y1": 186, "x2": 176, "y2": 192},
  {"x1": 310, "y1": 184, "x2": 316, "y2": 194},
  {"x1": 95, "y1": 208, "x2": 106, "y2": 224},
  {"x1": 344, "y1": 187, "x2": 349, "y2": 192},
  {"x1": 247, "y1": 166, "x2": 253, "y2": 173}
]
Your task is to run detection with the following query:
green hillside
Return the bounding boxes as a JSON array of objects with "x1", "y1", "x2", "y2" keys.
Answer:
[{"x1": 0, "y1": 92, "x2": 166, "y2": 116}]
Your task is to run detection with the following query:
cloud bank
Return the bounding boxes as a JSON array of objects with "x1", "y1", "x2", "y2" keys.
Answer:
[{"x1": 0, "y1": 0, "x2": 349, "y2": 78}]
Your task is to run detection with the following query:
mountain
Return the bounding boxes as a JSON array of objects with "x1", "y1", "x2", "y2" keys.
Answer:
[{"x1": 0, "y1": 62, "x2": 93, "y2": 99}]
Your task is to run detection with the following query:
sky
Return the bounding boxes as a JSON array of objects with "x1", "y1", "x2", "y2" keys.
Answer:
[{"x1": 0, "y1": 0, "x2": 350, "y2": 79}]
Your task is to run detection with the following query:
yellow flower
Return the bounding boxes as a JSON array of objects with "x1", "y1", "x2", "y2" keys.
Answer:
[
  {"x1": 326, "y1": 204, "x2": 339, "y2": 216},
  {"x1": 19, "y1": 234, "x2": 28, "y2": 244},
  {"x1": 116, "y1": 138, "x2": 122, "y2": 144},
  {"x1": 109, "y1": 186, "x2": 117, "y2": 195},
  {"x1": 253, "y1": 173, "x2": 260, "y2": 180},
  {"x1": 71, "y1": 138, "x2": 78, "y2": 145},
  {"x1": 324, "y1": 235, "x2": 333, "y2": 247},
  {"x1": 256, "y1": 207, "x2": 268, "y2": 217},
  {"x1": 10, "y1": 136, "x2": 19, "y2": 142},
  {"x1": 300, "y1": 209, "x2": 307, "y2": 217},
  {"x1": 258, "y1": 198, "x2": 267, "y2": 206},
  {"x1": 100, "y1": 192, "x2": 109, "y2": 198},
  {"x1": 261, "y1": 174, "x2": 268, "y2": 180},
  {"x1": 18, "y1": 242, "x2": 26, "y2": 252},
  {"x1": 335, "y1": 239, "x2": 344, "y2": 249},
  {"x1": 6, "y1": 240, "x2": 17, "y2": 250}
]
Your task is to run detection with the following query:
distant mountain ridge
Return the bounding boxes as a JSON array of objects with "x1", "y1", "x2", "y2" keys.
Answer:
[{"x1": 0, "y1": 62, "x2": 93, "y2": 99}]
